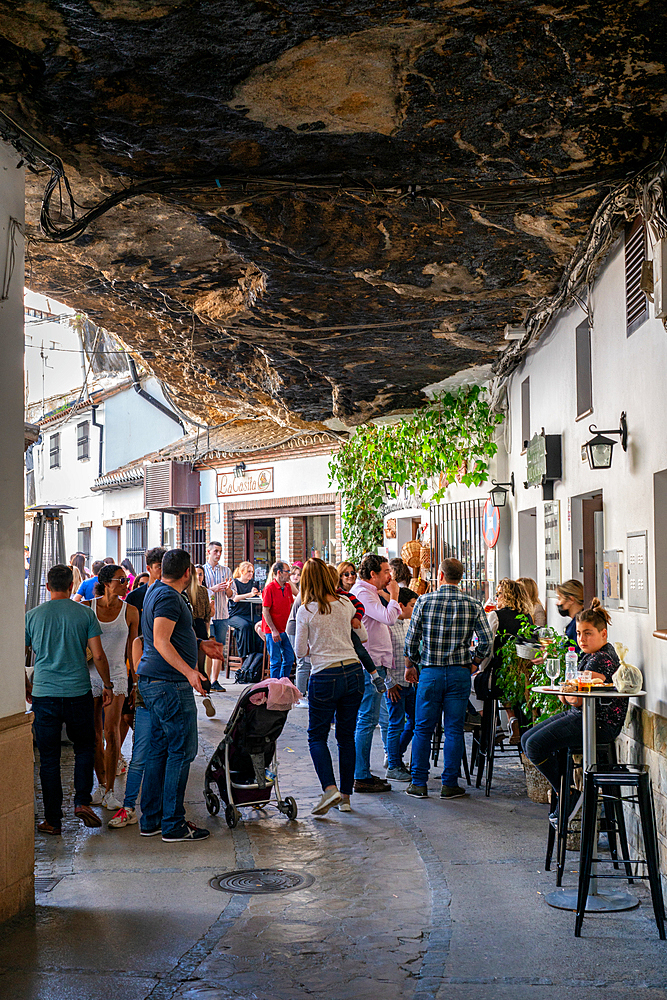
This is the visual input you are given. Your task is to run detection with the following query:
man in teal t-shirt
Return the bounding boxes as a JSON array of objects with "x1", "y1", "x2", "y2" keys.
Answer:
[{"x1": 26, "y1": 565, "x2": 112, "y2": 835}]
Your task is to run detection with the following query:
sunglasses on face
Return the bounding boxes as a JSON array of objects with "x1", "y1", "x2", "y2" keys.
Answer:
[
  {"x1": 112, "y1": 577, "x2": 128, "y2": 584},
  {"x1": 343, "y1": 571, "x2": 357, "y2": 577}
]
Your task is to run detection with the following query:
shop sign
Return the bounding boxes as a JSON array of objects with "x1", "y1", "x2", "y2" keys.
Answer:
[
  {"x1": 526, "y1": 432, "x2": 547, "y2": 486},
  {"x1": 544, "y1": 500, "x2": 561, "y2": 594},
  {"x1": 482, "y1": 499, "x2": 500, "y2": 548},
  {"x1": 216, "y1": 467, "x2": 274, "y2": 498}
]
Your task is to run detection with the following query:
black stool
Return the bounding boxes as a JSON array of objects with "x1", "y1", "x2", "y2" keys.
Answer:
[
  {"x1": 473, "y1": 696, "x2": 521, "y2": 796},
  {"x1": 575, "y1": 763, "x2": 666, "y2": 938},
  {"x1": 545, "y1": 744, "x2": 632, "y2": 887},
  {"x1": 431, "y1": 715, "x2": 471, "y2": 786}
]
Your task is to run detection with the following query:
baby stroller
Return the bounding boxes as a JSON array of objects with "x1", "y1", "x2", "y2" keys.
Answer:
[{"x1": 204, "y1": 681, "x2": 298, "y2": 828}]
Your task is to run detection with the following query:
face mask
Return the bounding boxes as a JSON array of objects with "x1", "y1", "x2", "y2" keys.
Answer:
[{"x1": 557, "y1": 604, "x2": 570, "y2": 617}]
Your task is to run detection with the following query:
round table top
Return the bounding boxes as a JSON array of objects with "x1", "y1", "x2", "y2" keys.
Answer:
[
  {"x1": 245, "y1": 595, "x2": 264, "y2": 603},
  {"x1": 532, "y1": 685, "x2": 645, "y2": 698}
]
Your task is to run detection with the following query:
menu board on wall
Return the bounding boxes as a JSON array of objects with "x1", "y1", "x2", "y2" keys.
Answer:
[{"x1": 544, "y1": 500, "x2": 561, "y2": 594}]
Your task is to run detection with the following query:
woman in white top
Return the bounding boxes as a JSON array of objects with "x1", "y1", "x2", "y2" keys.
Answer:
[
  {"x1": 295, "y1": 558, "x2": 368, "y2": 816},
  {"x1": 86, "y1": 564, "x2": 139, "y2": 811}
]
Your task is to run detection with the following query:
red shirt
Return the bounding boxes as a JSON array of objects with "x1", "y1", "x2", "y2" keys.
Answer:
[{"x1": 261, "y1": 580, "x2": 294, "y2": 634}]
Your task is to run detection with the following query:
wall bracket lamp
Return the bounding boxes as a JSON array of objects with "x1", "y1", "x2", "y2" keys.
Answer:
[
  {"x1": 234, "y1": 462, "x2": 247, "y2": 478},
  {"x1": 490, "y1": 473, "x2": 515, "y2": 507},
  {"x1": 584, "y1": 412, "x2": 628, "y2": 470}
]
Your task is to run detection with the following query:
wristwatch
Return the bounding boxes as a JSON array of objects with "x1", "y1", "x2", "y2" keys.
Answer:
[{"x1": 104, "y1": 683, "x2": 114, "y2": 690}]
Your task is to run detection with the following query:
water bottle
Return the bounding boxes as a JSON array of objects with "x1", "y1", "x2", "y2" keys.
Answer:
[{"x1": 565, "y1": 646, "x2": 578, "y2": 681}]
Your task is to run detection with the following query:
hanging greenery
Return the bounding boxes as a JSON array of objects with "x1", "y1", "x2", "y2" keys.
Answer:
[{"x1": 328, "y1": 384, "x2": 503, "y2": 562}]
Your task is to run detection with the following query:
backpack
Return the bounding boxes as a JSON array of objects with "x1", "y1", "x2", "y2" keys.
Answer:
[{"x1": 234, "y1": 652, "x2": 264, "y2": 685}]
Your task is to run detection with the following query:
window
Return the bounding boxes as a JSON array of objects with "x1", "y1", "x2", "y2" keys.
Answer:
[
  {"x1": 180, "y1": 511, "x2": 207, "y2": 566},
  {"x1": 77, "y1": 421, "x2": 90, "y2": 461},
  {"x1": 625, "y1": 216, "x2": 648, "y2": 336},
  {"x1": 126, "y1": 518, "x2": 148, "y2": 572},
  {"x1": 25, "y1": 469, "x2": 35, "y2": 506},
  {"x1": 77, "y1": 527, "x2": 91, "y2": 562},
  {"x1": 575, "y1": 321, "x2": 593, "y2": 418},
  {"x1": 49, "y1": 433, "x2": 60, "y2": 469},
  {"x1": 521, "y1": 377, "x2": 530, "y2": 451}
]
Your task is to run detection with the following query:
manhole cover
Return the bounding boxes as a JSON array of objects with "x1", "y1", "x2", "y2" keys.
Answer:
[
  {"x1": 209, "y1": 868, "x2": 314, "y2": 894},
  {"x1": 34, "y1": 876, "x2": 63, "y2": 893}
]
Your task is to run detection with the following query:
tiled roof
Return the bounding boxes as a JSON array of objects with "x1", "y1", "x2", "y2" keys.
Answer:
[{"x1": 30, "y1": 377, "x2": 134, "y2": 428}]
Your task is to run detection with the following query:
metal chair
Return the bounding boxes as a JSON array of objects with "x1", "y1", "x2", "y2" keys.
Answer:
[
  {"x1": 224, "y1": 626, "x2": 244, "y2": 679},
  {"x1": 431, "y1": 715, "x2": 472, "y2": 786},
  {"x1": 473, "y1": 696, "x2": 521, "y2": 796}
]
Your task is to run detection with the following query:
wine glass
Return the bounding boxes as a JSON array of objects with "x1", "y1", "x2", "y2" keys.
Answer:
[{"x1": 545, "y1": 657, "x2": 561, "y2": 687}]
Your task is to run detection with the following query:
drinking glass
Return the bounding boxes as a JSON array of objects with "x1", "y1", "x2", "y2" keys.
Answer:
[{"x1": 545, "y1": 658, "x2": 561, "y2": 686}]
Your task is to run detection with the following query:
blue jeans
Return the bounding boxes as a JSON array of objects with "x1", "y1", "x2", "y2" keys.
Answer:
[
  {"x1": 210, "y1": 619, "x2": 229, "y2": 646},
  {"x1": 354, "y1": 666, "x2": 387, "y2": 780},
  {"x1": 123, "y1": 704, "x2": 151, "y2": 810},
  {"x1": 138, "y1": 678, "x2": 198, "y2": 837},
  {"x1": 379, "y1": 696, "x2": 389, "y2": 751},
  {"x1": 308, "y1": 663, "x2": 364, "y2": 794},
  {"x1": 267, "y1": 632, "x2": 295, "y2": 678},
  {"x1": 411, "y1": 666, "x2": 471, "y2": 788},
  {"x1": 32, "y1": 693, "x2": 95, "y2": 826},
  {"x1": 386, "y1": 686, "x2": 416, "y2": 769}
]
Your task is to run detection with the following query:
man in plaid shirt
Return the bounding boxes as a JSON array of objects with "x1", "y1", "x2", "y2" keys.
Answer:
[{"x1": 404, "y1": 557, "x2": 493, "y2": 798}]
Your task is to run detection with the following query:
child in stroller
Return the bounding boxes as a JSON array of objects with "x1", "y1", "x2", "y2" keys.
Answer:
[{"x1": 204, "y1": 678, "x2": 299, "y2": 828}]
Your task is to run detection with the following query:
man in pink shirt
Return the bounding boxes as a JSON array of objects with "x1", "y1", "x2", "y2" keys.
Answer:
[{"x1": 351, "y1": 554, "x2": 401, "y2": 792}]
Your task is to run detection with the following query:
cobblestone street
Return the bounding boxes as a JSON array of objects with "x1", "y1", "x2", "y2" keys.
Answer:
[{"x1": 1, "y1": 692, "x2": 666, "y2": 1000}]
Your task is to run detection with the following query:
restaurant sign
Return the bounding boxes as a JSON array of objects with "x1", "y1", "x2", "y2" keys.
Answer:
[{"x1": 216, "y1": 467, "x2": 274, "y2": 498}]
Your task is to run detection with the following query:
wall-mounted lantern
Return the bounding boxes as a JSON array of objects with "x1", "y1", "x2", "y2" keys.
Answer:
[
  {"x1": 584, "y1": 413, "x2": 628, "y2": 470},
  {"x1": 234, "y1": 462, "x2": 247, "y2": 479},
  {"x1": 490, "y1": 473, "x2": 515, "y2": 508}
]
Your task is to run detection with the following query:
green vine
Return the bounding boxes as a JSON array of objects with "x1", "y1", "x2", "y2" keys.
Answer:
[
  {"x1": 328, "y1": 385, "x2": 503, "y2": 562},
  {"x1": 496, "y1": 618, "x2": 570, "y2": 724}
]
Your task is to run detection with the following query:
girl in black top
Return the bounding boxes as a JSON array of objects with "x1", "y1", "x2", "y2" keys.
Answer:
[{"x1": 227, "y1": 561, "x2": 261, "y2": 658}]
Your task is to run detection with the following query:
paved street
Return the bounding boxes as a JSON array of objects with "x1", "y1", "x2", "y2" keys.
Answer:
[{"x1": 1, "y1": 690, "x2": 665, "y2": 1000}]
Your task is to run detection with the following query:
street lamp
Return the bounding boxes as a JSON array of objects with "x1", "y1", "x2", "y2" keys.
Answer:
[
  {"x1": 234, "y1": 462, "x2": 246, "y2": 478},
  {"x1": 584, "y1": 413, "x2": 628, "y2": 470},
  {"x1": 489, "y1": 473, "x2": 515, "y2": 508}
]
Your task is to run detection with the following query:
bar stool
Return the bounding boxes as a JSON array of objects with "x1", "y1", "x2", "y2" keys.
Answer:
[
  {"x1": 545, "y1": 744, "x2": 633, "y2": 887},
  {"x1": 575, "y1": 763, "x2": 666, "y2": 938},
  {"x1": 431, "y1": 715, "x2": 471, "y2": 786},
  {"x1": 473, "y1": 696, "x2": 521, "y2": 796},
  {"x1": 224, "y1": 627, "x2": 244, "y2": 679}
]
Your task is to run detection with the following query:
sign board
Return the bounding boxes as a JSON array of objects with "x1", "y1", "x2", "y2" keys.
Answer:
[
  {"x1": 482, "y1": 499, "x2": 500, "y2": 548},
  {"x1": 544, "y1": 500, "x2": 561, "y2": 594},
  {"x1": 216, "y1": 467, "x2": 274, "y2": 498},
  {"x1": 526, "y1": 432, "x2": 547, "y2": 486}
]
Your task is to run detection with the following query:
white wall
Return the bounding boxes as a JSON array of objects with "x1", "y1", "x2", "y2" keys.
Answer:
[
  {"x1": 104, "y1": 377, "x2": 182, "y2": 471},
  {"x1": 24, "y1": 290, "x2": 78, "y2": 407},
  {"x1": 0, "y1": 144, "x2": 27, "y2": 718}
]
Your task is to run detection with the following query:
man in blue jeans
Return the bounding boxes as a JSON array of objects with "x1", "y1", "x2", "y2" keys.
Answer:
[
  {"x1": 404, "y1": 558, "x2": 493, "y2": 799},
  {"x1": 137, "y1": 548, "x2": 212, "y2": 842}
]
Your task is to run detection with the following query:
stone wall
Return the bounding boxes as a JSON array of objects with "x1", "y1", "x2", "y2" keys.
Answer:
[{"x1": 0, "y1": 714, "x2": 34, "y2": 922}]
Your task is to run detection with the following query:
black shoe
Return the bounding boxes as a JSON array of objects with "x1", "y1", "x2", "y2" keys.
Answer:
[
  {"x1": 548, "y1": 810, "x2": 559, "y2": 830},
  {"x1": 210, "y1": 681, "x2": 225, "y2": 692},
  {"x1": 162, "y1": 821, "x2": 210, "y2": 842},
  {"x1": 406, "y1": 783, "x2": 428, "y2": 798},
  {"x1": 140, "y1": 827, "x2": 163, "y2": 837},
  {"x1": 440, "y1": 784, "x2": 466, "y2": 798}
]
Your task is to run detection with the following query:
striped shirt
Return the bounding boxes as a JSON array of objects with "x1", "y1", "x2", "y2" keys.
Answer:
[
  {"x1": 203, "y1": 561, "x2": 232, "y2": 621},
  {"x1": 404, "y1": 584, "x2": 493, "y2": 669}
]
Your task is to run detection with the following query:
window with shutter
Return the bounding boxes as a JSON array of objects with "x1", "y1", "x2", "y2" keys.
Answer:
[
  {"x1": 625, "y1": 217, "x2": 648, "y2": 336},
  {"x1": 49, "y1": 433, "x2": 60, "y2": 469},
  {"x1": 521, "y1": 377, "x2": 530, "y2": 452},
  {"x1": 77, "y1": 421, "x2": 89, "y2": 461},
  {"x1": 575, "y1": 321, "x2": 593, "y2": 418}
]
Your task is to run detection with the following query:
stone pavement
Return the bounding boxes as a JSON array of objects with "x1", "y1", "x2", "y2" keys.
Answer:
[{"x1": 1, "y1": 688, "x2": 666, "y2": 1000}]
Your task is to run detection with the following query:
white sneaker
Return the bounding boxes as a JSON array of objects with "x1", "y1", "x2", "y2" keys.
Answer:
[
  {"x1": 116, "y1": 756, "x2": 128, "y2": 776},
  {"x1": 90, "y1": 785, "x2": 105, "y2": 805},
  {"x1": 295, "y1": 699, "x2": 308, "y2": 708},
  {"x1": 102, "y1": 789, "x2": 123, "y2": 811},
  {"x1": 108, "y1": 807, "x2": 137, "y2": 829},
  {"x1": 311, "y1": 788, "x2": 342, "y2": 815}
]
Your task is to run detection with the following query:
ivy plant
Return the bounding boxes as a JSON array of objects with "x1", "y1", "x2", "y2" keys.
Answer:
[{"x1": 328, "y1": 385, "x2": 503, "y2": 562}]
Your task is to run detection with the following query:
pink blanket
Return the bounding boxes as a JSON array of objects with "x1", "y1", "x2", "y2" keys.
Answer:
[{"x1": 248, "y1": 677, "x2": 302, "y2": 710}]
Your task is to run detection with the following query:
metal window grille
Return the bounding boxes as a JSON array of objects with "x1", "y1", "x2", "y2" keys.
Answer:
[
  {"x1": 429, "y1": 499, "x2": 489, "y2": 604},
  {"x1": 126, "y1": 518, "x2": 148, "y2": 572},
  {"x1": 25, "y1": 469, "x2": 35, "y2": 506},
  {"x1": 49, "y1": 433, "x2": 60, "y2": 469},
  {"x1": 77, "y1": 527, "x2": 91, "y2": 562},
  {"x1": 625, "y1": 217, "x2": 648, "y2": 336},
  {"x1": 77, "y1": 421, "x2": 89, "y2": 461},
  {"x1": 180, "y1": 511, "x2": 207, "y2": 566}
]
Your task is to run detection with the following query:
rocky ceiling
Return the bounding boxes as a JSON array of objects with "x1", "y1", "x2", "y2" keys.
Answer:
[{"x1": 1, "y1": 1, "x2": 666, "y2": 430}]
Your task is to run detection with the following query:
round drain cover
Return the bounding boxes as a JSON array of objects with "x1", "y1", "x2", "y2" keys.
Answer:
[{"x1": 209, "y1": 868, "x2": 314, "y2": 894}]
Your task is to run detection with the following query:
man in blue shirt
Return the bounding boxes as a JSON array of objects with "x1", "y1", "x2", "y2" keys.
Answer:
[
  {"x1": 404, "y1": 558, "x2": 493, "y2": 799},
  {"x1": 26, "y1": 564, "x2": 113, "y2": 834},
  {"x1": 73, "y1": 559, "x2": 104, "y2": 603},
  {"x1": 137, "y1": 548, "x2": 210, "y2": 842}
]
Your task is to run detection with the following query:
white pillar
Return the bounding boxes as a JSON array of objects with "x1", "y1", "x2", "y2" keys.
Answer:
[{"x1": 0, "y1": 139, "x2": 33, "y2": 922}]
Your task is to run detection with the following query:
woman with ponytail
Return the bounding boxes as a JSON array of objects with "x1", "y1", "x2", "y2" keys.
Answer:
[{"x1": 521, "y1": 598, "x2": 624, "y2": 809}]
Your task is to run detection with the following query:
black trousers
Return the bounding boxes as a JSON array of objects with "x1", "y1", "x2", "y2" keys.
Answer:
[
  {"x1": 521, "y1": 708, "x2": 619, "y2": 792},
  {"x1": 32, "y1": 693, "x2": 95, "y2": 826}
]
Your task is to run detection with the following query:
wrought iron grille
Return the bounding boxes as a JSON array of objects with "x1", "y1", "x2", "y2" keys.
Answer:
[
  {"x1": 126, "y1": 518, "x2": 148, "y2": 572},
  {"x1": 429, "y1": 499, "x2": 489, "y2": 604},
  {"x1": 180, "y1": 511, "x2": 207, "y2": 566}
]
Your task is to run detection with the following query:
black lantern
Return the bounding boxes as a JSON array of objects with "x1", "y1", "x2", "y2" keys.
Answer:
[
  {"x1": 490, "y1": 473, "x2": 515, "y2": 508},
  {"x1": 234, "y1": 462, "x2": 246, "y2": 478},
  {"x1": 382, "y1": 479, "x2": 400, "y2": 501},
  {"x1": 584, "y1": 413, "x2": 627, "y2": 470}
]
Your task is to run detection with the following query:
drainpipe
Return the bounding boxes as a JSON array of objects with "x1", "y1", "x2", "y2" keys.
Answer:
[
  {"x1": 91, "y1": 404, "x2": 103, "y2": 478},
  {"x1": 127, "y1": 357, "x2": 185, "y2": 432}
]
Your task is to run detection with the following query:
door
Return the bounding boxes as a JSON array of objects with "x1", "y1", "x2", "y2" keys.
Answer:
[
  {"x1": 518, "y1": 508, "x2": 538, "y2": 581},
  {"x1": 581, "y1": 494, "x2": 603, "y2": 606},
  {"x1": 105, "y1": 526, "x2": 120, "y2": 562},
  {"x1": 252, "y1": 518, "x2": 275, "y2": 588}
]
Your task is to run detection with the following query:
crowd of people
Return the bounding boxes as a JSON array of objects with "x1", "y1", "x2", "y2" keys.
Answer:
[{"x1": 26, "y1": 539, "x2": 617, "y2": 835}]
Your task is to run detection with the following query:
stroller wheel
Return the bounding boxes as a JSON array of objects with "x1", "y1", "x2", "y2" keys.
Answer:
[
  {"x1": 283, "y1": 796, "x2": 298, "y2": 821},
  {"x1": 225, "y1": 804, "x2": 241, "y2": 829},
  {"x1": 205, "y1": 791, "x2": 220, "y2": 816}
]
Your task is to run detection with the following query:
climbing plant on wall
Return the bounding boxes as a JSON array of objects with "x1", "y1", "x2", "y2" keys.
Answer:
[{"x1": 328, "y1": 385, "x2": 503, "y2": 562}]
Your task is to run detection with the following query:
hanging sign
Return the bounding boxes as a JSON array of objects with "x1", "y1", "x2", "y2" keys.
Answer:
[
  {"x1": 216, "y1": 467, "x2": 274, "y2": 498},
  {"x1": 544, "y1": 500, "x2": 561, "y2": 594},
  {"x1": 482, "y1": 499, "x2": 500, "y2": 548}
]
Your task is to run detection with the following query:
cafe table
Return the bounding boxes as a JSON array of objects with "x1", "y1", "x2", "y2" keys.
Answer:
[{"x1": 532, "y1": 684, "x2": 646, "y2": 913}]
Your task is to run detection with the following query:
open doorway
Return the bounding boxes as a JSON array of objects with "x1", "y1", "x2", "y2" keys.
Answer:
[
  {"x1": 570, "y1": 491, "x2": 603, "y2": 605},
  {"x1": 518, "y1": 508, "x2": 537, "y2": 581}
]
